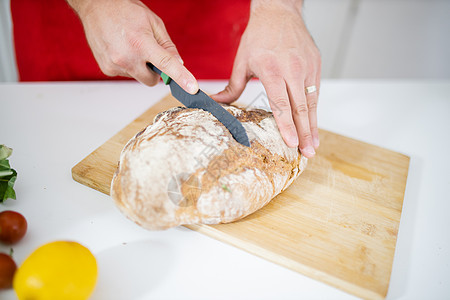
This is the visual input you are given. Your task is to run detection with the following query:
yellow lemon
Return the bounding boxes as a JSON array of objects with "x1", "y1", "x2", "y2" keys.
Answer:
[{"x1": 13, "y1": 241, "x2": 97, "y2": 300}]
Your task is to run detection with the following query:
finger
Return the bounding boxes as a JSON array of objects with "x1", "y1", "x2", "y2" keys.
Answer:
[
  {"x1": 146, "y1": 39, "x2": 198, "y2": 94},
  {"x1": 129, "y1": 63, "x2": 161, "y2": 86},
  {"x1": 97, "y1": 55, "x2": 130, "y2": 78},
  {"x1": 286, "y1": 79, "x2": 315, "y2": 158},
  {"x1": 103, "y1": 53, "x2": 160, "y2": 86},
  {"x1": 316, "y1": 58, "x2": 322, "y2": 97},
  {"x1": 211, "y1": 60, "x2": 249, "y2": 104},
  {"x1": 260, "y1": 75, "x2": 299, "y2": 148},
  {"x1": 312, "y1": 58, "x2": 322, "y2": 148},
  {"x1": 305, "y1": 76, "x2": 319, "y2": 149}
]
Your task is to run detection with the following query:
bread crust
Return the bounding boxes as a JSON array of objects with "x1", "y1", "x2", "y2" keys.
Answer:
[{"x1": 111, "y1": 105, "x2": 307, "y2": 230}]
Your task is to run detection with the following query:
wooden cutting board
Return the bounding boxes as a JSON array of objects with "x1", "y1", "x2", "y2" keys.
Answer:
[{"x1": 72, "y1": 94, "x2": 409, "y2": 299}]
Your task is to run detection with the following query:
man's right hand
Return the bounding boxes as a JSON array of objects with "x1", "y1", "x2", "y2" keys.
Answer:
[{"x1": 67, "y1": 0, "x2": 199, "y2": 94}]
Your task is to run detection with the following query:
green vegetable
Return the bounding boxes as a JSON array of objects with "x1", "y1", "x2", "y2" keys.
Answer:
[
  {"x1": 0, "y1": 145, "x2": 17, "y2": 203},
  {"x1": 221, "y1": 184, "x2": 231, "y2": 193}
]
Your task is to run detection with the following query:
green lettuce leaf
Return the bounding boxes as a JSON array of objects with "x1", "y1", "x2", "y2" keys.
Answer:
[
  {"x1": 0, "y1": 169, "x2": 17, "y2": 202},
  {"x1": 0, "y1": 145, "x2": 12, "y2": 160},
  {"x1": 0, "y1": 145, "x2": 17, "y2": 203}
]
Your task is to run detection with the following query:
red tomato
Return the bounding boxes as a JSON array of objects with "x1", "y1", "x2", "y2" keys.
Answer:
[
  {"x1": 0, "y1": 252, "x2": 17, "y2": 289},
  {"x1": 0, "y1": 211, "x2": 28, "y2": 244}
]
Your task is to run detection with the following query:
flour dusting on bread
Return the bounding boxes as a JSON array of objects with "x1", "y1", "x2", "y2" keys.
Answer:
[{"x1": 111, "y1": 104, "x2": 307, "y2": 230}]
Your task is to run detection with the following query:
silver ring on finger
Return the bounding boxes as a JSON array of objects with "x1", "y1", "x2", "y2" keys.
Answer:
[{"x1": 305, "y1": 85, "x2": 317, "y2": 94}]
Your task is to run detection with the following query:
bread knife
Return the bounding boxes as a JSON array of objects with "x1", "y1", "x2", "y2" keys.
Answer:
[{"x1": 147, "y1": 63, "x2": 250, "y2": 147}]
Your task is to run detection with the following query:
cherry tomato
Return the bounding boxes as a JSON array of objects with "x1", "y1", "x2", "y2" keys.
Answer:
[
  {"x1": 0, "y1": 252, "x2": 17, "y2": 289},
  {"x1": 0, "y1": 211, "x2": 28, "y2": 244}
]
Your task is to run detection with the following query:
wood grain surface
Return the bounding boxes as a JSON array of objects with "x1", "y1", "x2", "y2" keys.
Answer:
[{"x1": 72, "y1": 94, "x2": 409, "y2": 299}]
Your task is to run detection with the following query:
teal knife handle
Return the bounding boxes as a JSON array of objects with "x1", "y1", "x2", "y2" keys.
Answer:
[{"x1": 146, "y1": 63, "x2": 171, "y2": 85}]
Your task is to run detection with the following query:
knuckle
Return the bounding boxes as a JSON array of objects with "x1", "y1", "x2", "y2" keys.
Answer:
[
  {"x1": 295, "y1": 55, "x2": 307, "y2": 68},
  {"x1": 289, "y1": 53, "x2": 306, "y2": 68},
  {"x1": 269, "y1": 96, "x2": 291, "y2": 112},
  {"x1": 307, "y1": 99, "x2": 318, "y2": 111},
  {"x1": 262, "y1": 66, "x2": 281, "y2": 78},
  {"x1": 255, "y1": 55, "x2": 281, "y2": 76},
  {"x1": 224, "y1": 84, "x2": 235, "y2": 95},
  {"x1": 158, "y1": 55, "x2": 175, "y2": 70},
  {"x1": 278, "y1": 122, "x2": 296, "y2": 133},
  {"x1": 292, "y1": 102, "x2": 309, "y2": 115},
  {"x1": 128, "y1": 36, "x2": 144, "y2": 52},
  {"x1": 158, "y1": 39, "x2": 176, "y2": 51},
  {"x1": 110, "y1": 53, "x2": 130, "y2": 69},
  {"x1": 289, "y1": 58, "x2": 308, "y2": 77},
  {"x1": 149, "y1": 15, "x2": 165, "y2": 31},
  {"x1": 301, "y1": 131, "x2": 313, "y2": 141},
  {"x1": 153, "y1": 15, "x2": 164, "y2": 26}
]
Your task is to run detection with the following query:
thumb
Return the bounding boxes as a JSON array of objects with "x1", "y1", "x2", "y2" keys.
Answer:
[
  {"x1": 146, "y1": 26, "x2": 198, "y2": 94},
  {"x1": 149, "y1": 44, "x2": 199, "y2": 95},
  {"x1": 211, "y1": 63, "x2": 249, "y2": 104},
  {"x1": 153, "y1": 21, "x2": 184, "y2": 65}
]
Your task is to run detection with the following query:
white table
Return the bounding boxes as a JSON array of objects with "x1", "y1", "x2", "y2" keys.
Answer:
[{"x1": 0, "y1": 80, "x2": 449, "y2": 299}]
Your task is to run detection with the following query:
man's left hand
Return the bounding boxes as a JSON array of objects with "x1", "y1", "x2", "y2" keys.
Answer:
[{"x1": 212, "y1": 0, "x2": 321, "y2": 158}]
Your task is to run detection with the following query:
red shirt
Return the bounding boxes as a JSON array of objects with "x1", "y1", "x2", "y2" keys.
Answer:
[{"x1": 11, "y1": 0, "x2": 250, "y2": 81}]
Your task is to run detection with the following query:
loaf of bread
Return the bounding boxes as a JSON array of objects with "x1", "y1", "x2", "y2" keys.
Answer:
[{"x1": 111, "y1": 104, "x2": 307, "y2": 230}]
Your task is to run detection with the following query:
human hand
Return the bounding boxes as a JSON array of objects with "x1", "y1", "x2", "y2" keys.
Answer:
[
  {"x1": 69, "y1": 0, "x2": 199, "y2": 93},
  {"x1": 211, "y1": 0, "x2": 321, "y2": 158}
]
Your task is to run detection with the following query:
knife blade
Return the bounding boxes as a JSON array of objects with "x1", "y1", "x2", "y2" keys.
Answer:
[{"x1": 147, "y1": 63, "x2": 250, "y2": 147}]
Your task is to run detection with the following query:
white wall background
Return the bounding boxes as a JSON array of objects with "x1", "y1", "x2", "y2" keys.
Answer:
[
  {"x1": 0, "y1": 0, "x2": 17, "y2": 81},
  {"x1": 0, "y1": 0, "x2": 449, "y2": 81}
]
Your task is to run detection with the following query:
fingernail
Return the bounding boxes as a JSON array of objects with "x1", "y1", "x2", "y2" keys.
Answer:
[
  {"x1": 302, "y1": 146, "x2": 315, "y2": 157},
  {"x1": 186, "y1": 81, "x2": 199, "y2": 94},
  {"x1": 313, "y1": 136, "x2": 320, "y2": 149}
]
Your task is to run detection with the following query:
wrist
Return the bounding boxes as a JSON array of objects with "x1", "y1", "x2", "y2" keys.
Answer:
[
  {"x1": 250, "y1": 0, "x2": 303, "y2": 14},
  {"x1": 66, "y1": 0, "x2": 96, "y2": 18},
  {"x1": 66, "y1": 0, "x2": 89, "y2": 15}
]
